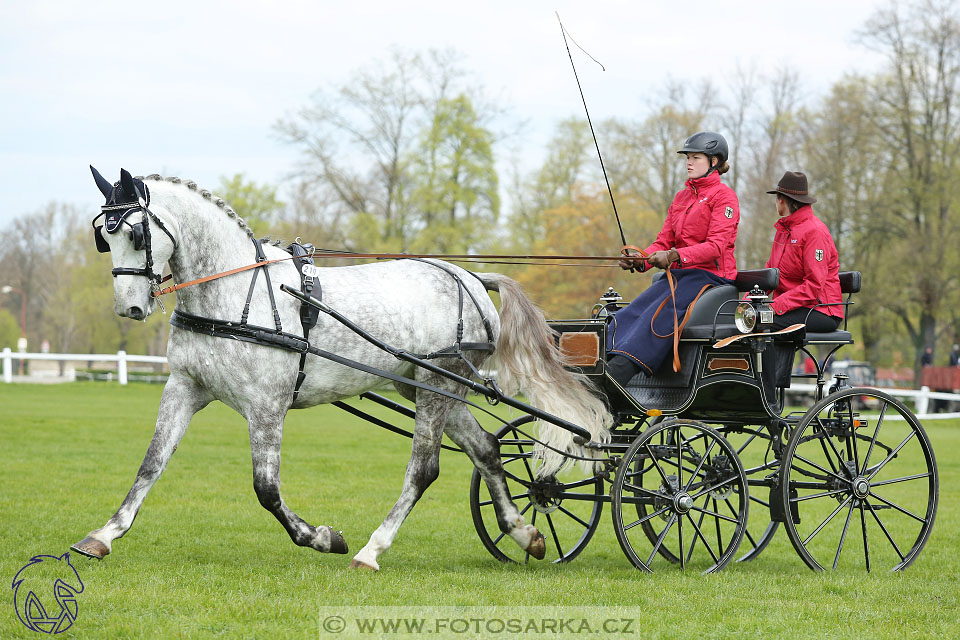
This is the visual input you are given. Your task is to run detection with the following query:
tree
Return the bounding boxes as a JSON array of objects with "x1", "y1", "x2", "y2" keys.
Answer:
[
  {"x1": 859, "y1": 0, "x2": 960, "y2": 379},
  {"x1": 0, "y1": 309, "x2": 18, "y2": 350},
  {"x1": 217, "y1": 173, "x2": 285, "y2": 234},
  {"x1": 408, "y1": 94, "x2": 499, "y2": 253}
]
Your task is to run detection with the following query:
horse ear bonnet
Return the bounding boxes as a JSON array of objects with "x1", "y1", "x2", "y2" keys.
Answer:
[{"x1": 91, "y1": 165, "x2": 150, "y2": 252}]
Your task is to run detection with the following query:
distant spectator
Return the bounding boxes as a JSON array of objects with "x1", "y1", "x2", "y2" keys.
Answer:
[
  {"x1": 921, "y1": 347, "x2": 933, "y2": 367},
  {"x1": 950, "y1": 344, "x2": 960, "y2": 367},
  {"x1": 804, "y1": 356, "x2": 817, "y2": 375}
]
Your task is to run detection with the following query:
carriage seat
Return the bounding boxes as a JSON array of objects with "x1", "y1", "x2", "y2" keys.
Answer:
[
  {"x1": 649, "y1": 269, "x2": 780, "y2": 340},
  {"x1": 801, "y1": 271, "x2": 860, "y2": 346}
]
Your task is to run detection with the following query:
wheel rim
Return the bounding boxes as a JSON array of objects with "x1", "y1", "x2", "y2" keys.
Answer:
[
  {"x1": 470, "y1": 416, "x2": 604, "y2": 564},
  {"x1": 611, "y1": 419, "x2": 749, "y2": 573},
  {"x1": 781, "y1": 388, "x2": 938, "y2": 571}
]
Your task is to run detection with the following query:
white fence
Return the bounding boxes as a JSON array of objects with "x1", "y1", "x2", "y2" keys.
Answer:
[
  {"x1": 1, "y1": 348, "x2": 167, "y2": 385},
  {"x1": 5, "y1": 348, "x2": 960, "y2": 420}
]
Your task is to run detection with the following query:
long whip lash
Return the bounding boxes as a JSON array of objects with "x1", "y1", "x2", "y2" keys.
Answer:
[{"x1": 556, "y1": 12, "x2": 627, "y2": 248}]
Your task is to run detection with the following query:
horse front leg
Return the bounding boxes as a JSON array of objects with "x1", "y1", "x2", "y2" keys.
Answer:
[
  {"x1": 71, "y1": 375, "x2": 212, "y2": 559},
  {"x1": 443, "y1": 405, "x2": 545, "y2": 559},
  {"x1": 349, "y1": 392, "x2": 450, "y2": 571},
  {"x1": 248, "y1": 414, "x2": 348, "y2": 555}
]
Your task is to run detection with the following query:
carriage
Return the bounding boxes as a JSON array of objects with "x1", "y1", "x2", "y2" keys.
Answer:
[
  {"x1": 468, "y1": 268, "x2": 939, "y2": 573},
  {"x1": 75, "y1": 169, "x2": 938, "y2": 574}
]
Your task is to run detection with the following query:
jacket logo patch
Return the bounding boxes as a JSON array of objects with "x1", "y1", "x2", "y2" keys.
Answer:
[
  {"x1": 815, "y1": 249, "x2": 824, "y2": 262},
  {"x1": 699, "y1": 197, "x2": 709, "y2": 204},
  {"x1": 724, "y1": 206, "x2": 733, "y2": 219}
]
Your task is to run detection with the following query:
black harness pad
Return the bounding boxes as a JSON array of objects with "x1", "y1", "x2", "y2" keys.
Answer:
[{"x1": 286, "y1": 242, "x2": 321, "y2": 333}]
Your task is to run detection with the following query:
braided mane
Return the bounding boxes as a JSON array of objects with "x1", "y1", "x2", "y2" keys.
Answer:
[{"x1": 139, "y1": 174, "x2": 256, "y2": 239}]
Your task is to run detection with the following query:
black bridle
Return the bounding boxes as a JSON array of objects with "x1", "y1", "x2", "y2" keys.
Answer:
[{"x1": 91, "y1": 180, "x2": 176, "y2": 289}]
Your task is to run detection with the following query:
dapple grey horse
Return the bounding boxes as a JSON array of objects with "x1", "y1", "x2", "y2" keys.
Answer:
[{"x1": 72, "y1": 168, "x2": 611, "y2": 570}]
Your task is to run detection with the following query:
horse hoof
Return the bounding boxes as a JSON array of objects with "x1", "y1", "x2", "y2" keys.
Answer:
[
  {"x1": 526, "y1": 531, "x2": 546, "y2": 560},
  {"x1": 348, "y1": 559, "x2": 378, "y2": 571},
  {"x1": 325, "y1": 527, "x2": 349, "y2": 554},
  {"x1": 71, "y1": 537, "x2": 109, "y2": 560}
]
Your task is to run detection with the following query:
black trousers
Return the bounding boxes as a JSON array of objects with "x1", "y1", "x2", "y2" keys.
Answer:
[{"x1": 772, "y1": 308, "x2": 841, "y2": 332}]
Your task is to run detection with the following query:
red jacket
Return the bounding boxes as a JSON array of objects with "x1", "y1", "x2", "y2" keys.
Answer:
[
  {"x1": 765, "y1": 205, "x2": 843, "y2": 318},
  {"x1": 644, "y1": 172, "x2": 739, "y2": 279}
]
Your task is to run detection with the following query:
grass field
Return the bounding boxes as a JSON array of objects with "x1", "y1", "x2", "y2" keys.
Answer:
[{"x1": 1, "y1": 383, "x2": 958, "y2": 638}]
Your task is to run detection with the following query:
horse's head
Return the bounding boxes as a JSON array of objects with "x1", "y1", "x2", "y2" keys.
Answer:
[{"x1": 90, "y1": 166, "x2": 177, "y2": 320}]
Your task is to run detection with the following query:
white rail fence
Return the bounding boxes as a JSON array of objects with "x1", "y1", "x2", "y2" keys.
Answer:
[{"x1": 5, "y1": 348, "x2": 960, "y2": 420}]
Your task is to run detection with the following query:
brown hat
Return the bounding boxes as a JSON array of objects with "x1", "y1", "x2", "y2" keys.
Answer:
[{"x1": 767, "y1": 171, "x2": 816, "y2": 204}]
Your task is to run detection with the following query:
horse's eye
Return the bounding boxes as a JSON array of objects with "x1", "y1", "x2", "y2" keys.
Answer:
[{"x1": 126, "y1": 229, "x2": 134, "y2": 242}]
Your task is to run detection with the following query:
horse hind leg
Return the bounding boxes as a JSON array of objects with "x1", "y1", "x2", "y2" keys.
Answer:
[
  {"x1": 442, "y1": 404, "x2": 545, "y2": 560},
  {"x1": 350, "y1": 389, "x2": 451, "y2": 571},
  {"x1": 248, "y1": 413, "x2": 348, "y2": 555},
  {"x1": 72, "y1": 375, "x2": 212, "y2": 559}
]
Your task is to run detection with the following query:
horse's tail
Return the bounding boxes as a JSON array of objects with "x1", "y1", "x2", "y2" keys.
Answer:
[{"x1": 477, "y1": 272, "x2": 611, "y2": 477}]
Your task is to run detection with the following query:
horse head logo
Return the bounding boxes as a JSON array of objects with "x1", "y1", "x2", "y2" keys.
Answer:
[{"x1": 11, "y1": 552, "x2": 84, "y2": 634}]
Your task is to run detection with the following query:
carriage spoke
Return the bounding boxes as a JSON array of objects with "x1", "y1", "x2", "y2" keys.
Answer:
[
  {"x1": 791, "y1": 488, "x2": 849, "y2": 503},
  {"x1": 847, "y1": 403, "x2": 861, "y2": 477},
  {"x1": 860, "y1": 402, "x2": 887, "y2": 474},
  {"x1": 868, "y1": 491, "x2": 927, "y2": 523},
  {"x1": 817, "y1": 420, "x2": 847, "y2": 474},
  {"x1": 685, "y1": 501, "x2": 708, "y2": 563},
  {"x1": 677, "y1": 507, "x2": 685, "y2": 571},
  {"x1": 544, "y1": 512, "x2": 565, "y2": 560},
  {"x1": 802, "y1": 496, "x2": 852, "y2": 546},
  {"x1": 712, "y1": 497, "x2": 723, "y2": 558},
  {"x1": 624, "y1": 504, "x2": 673, "y2": 530},
  {"x1": 792, "y1": 453, "x2": 849, "y2": 484},
  {"x1": 502, "y1": 469, "x2": 533, "y2": 486},
  {"x1": 621, "y1": 481, "x2": 662, "y2": 498},
  {"x1": 688, "y1": 504, "x2": 738, "y2": 524},
  {"x1": 686, "y1": 511, "x2": 720, "y2": 564},
  {"x1": 747, "y1": 492, "x2": 771, "y2": 508},
  {"x1": 870, "y1": 472, "x2": 932, "y2": 488},
  {"x1": 736, "y1": 432, "x2": 758, "y2": 455},
  {"x1": 646, "y1": 514, "x2": 677, "y2": 567},
  {"x1": 557, "y1": 505, "x2": 591, "y2": 529},
  {"x1": 859, "y1": 503, "x2": 871, "y2": 572},
  {"x1": 866, "y1": 500, "x2": 905, "y2": 561},
  {"x1": 684, "y1": 438, "x2": 717, "y2": 493},
  {"x1": 832, "y1": 499, "x2": 856, "y2": 569},
  {"x1": 691, "y1": 476, "x2": 737, "y2": 501},
  {"x1": 867, "y1": 430, "x2": 917, "y2": 481},
  {"x1": 644, "y1": 444, "x2": 672, "y2": 486},
  {"x1": 726, "y1": 497, "x2": 754, "y2": 548}
]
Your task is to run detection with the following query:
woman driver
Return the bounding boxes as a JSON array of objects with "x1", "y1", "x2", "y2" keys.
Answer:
[{"x1": 607, "y1": 131, "x2": 740, "y2": 386}]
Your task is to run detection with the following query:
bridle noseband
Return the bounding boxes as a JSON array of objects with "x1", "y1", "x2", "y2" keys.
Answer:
[{"x1": 91, "y1": 180, "x2": 177, "y2": 291}]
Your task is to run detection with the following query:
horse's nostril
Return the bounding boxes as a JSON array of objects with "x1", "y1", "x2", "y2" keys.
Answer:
[{"x1": 127, "y1": 306, "x2": 143, "y2": 319}]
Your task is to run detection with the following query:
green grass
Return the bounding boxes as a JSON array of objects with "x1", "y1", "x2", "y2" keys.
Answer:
[{"x1": 1, "y1": 383, "x2": 958, "y2": 638}]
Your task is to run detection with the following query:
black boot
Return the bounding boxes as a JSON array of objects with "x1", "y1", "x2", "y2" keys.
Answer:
[{"x1": 607, "y1": 355, "x2": 641, "y2": 386}]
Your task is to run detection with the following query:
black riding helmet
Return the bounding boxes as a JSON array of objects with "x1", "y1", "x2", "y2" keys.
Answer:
[{"x1": 677, "y1": 131, "x2": 729, "y2": 164}]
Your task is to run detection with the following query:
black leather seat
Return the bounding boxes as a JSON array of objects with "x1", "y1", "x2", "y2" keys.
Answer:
[
  {"x1": 801, "y1": 271, "x2": 860, "y2": 346},
  {"x1": 649, "y1": 269, "x2": 780, "y2": 340}
]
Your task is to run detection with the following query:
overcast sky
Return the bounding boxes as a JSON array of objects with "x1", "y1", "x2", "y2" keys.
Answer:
[{"x1": 0, "y1": 0, "x2": 891, "y2": 230}]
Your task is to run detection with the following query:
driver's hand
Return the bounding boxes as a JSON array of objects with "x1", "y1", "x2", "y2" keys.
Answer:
[
  {"x1": 618, "y1": 250, "x2": 643, "y2": 270},
  {"x1": 647, "y1": 248, "x2": 680, "y2": 269}
]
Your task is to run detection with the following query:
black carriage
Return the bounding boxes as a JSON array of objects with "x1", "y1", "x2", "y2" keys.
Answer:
[{"x1": 468, "y1": 268, "x2": 939, "y2": 573}]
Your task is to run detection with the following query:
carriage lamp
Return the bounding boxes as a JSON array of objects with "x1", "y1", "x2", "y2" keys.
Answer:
[
  {"x1": 757, "y1": 302, "x2": 775, "y2": 325},
  {"x1": 734, "y1": 302, "x2": 757, "y2": 333},
  {"x1": 593, "y1": 287, "x2": 623, "y2": 318}
]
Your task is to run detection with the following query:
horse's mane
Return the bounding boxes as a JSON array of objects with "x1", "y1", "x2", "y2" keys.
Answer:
[{"x1": 140, "y1": 174, "x2": 256, "y2": 239}]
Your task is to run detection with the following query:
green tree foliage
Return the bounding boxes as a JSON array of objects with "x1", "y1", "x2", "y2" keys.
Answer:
[
  {"x1": 409, "y1": 94, "x2": 499, "y2": 253},
  {"x1": 0, "y1": 309, "x2": 19, "y2": 350},
  {"x1": 275, "y1": 48, "x2": 501, "y2": 253},
  {"x1": 217, "y1": 173, "x2": 285, "y2": 234}
]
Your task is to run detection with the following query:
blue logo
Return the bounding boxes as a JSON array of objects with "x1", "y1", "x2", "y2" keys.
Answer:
[{"x1": 11, "y1": 553, "x2": 84, "y2": 634}]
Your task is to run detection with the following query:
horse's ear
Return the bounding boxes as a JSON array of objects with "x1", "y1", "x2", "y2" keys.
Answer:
[
  {"x1": 90, "y1": 165, "x2": 113, "y2": 198},
  {"x1": 120, "y1": 168, "x2": 136, "y2": 199}
]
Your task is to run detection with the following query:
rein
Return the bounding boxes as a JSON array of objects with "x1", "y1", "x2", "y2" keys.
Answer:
[{"x1": 152, "y1": 249, "x2": 653, "y2": 298}]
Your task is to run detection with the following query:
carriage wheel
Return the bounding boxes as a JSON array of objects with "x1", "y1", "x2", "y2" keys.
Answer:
[
  {"x1": 469, "y1": 416, "x2": 604, "y2": 564},
  {"x1": 780, "y1": 388, "x2": 938, "y2": 571},
  {"x1": 611, "y1": 419, "x2": 748, "y2": 573},
  {"x1": 717, "y1": 426, "x2": 781, "y2": 562}
]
